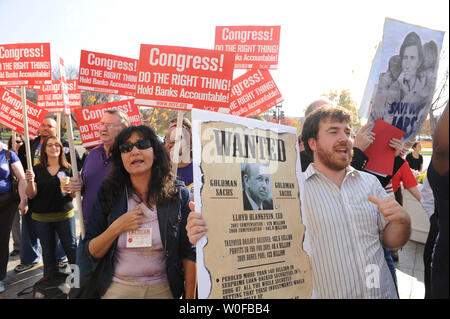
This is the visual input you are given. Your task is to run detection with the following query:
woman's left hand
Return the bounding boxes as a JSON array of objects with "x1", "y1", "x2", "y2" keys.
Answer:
[{"x1": 18, "y1": 200, "x2": 28, "y2": 216}]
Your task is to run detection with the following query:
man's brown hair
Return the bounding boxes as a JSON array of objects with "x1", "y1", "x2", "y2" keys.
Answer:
[{"x1": 301, "y1": 106, "x2": 352, "y2": 158}]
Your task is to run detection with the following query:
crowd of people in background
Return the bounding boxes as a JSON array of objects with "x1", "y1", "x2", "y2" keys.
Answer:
[{"x1": 0, "y1": 100, "x2": 448, "y2": 299}]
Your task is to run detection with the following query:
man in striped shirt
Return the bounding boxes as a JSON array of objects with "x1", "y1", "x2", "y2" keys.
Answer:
[{"x1": 301, "y1": 106, "x2": 411, "y2": 298}]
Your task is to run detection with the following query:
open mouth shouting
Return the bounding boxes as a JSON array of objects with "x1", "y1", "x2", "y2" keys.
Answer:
[{"x1": 130, "y1": 158, "x2": 145, "y2": 166}]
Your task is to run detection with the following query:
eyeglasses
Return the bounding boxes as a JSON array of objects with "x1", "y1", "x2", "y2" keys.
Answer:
[
  {"x1": 41, "y1": 124, "x2": 56, "y2": 129},
  {"x1": 119, "y1": 140, "x2": 152, "y2": 153},
  {"x1": 164, "y1": 136, "x2": 183, "y2": 144},
  {"x1": 46, "y1": 143, "x2": 61, "y2": 149},
  {"x1": 99, "y1": 122, "x2": 119, "y2": 129}
]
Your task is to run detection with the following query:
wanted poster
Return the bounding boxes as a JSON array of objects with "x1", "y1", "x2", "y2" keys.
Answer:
[
  {"x1": 192, "y1": 109, "x2": 312, "y2": 299},
  {"x1": 0, "y1": 87, "x2": 48, "y2": 138},
  {"x1": 135, "y1": 45, "x2": 235, "y2": 112},
  {"x1": 215, "y1": 26, "x2": 281, "y2": 70},
  {"x1": 229, "y1": 69, "x2": 283, "y2": 117},
  {"x1": 0, "y1": 43, "x2": 51, "y2": 86},
  {"x1": 78, "y1": 50, "x2": 138, "y2": 96},
  {"x1": 368, "y1": 18, "x2": 445, "y2": 141}
]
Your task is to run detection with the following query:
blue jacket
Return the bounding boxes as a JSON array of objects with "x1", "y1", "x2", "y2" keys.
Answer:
[{"x1": 84, "y1": 181, "x2": 196, "y2": 298}]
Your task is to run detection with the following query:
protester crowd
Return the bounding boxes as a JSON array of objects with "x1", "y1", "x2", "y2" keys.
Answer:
[{"x1": 0, "y1": 100, "x2": 448, "y2": 299}]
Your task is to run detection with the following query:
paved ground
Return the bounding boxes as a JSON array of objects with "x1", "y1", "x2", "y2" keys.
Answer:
[
  {"x1": 1, "y1": 209, "x2": 83, "y2": 299},
  {"x1": 396, "y1": 240, "x2": 426, "y2": 299},
  {"x1": 0, "y1": 209, "x2": 427, "y2": 299}
]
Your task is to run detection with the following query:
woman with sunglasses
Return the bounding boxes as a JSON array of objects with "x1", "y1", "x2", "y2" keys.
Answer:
[
  {"x1": 8, "y1": 135, "x2": 24, "y2": 154},
  {"x1": 25, "y1": 136, "x2": 77, "y2": 280},
  {"x1": 84, "y1": 125, "x2": 196, "y2": 299}
]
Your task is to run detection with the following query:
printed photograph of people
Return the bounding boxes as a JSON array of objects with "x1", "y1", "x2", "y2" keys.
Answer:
[
  {"x1": 368, "y1": 19, "x2": 444, "y2": 141},
  {"x1": 241, "y1": 163, "x2": 273, "y2": 211}
]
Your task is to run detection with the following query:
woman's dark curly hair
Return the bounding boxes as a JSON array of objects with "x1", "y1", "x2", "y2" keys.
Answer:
[{"x1": 99, "y1": 125, "x2": 177, "y2": 216}]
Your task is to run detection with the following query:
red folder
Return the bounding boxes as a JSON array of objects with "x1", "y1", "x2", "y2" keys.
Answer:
[{"x1": 363, "y1": 119, "x2": 405, "y2": 176}]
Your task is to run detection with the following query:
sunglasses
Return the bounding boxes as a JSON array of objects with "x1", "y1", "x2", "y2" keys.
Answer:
[
  {"x1": 16, "y1": 140, "x2": 23, "y2": 144},
  {"x1": 119, "y1": 140, "x2": 152, "y2": 153}
]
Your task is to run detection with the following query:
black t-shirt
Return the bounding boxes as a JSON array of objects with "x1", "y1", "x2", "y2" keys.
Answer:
[
  {"x1": 29, "y1": 165, "x2": 73, "y2": 214},
  {"x1": 427, "y1": 162, "x2": 449, "y2": 298},
  {"x1": 406, "y1": 153, "x2": 423, "y2": 171}
]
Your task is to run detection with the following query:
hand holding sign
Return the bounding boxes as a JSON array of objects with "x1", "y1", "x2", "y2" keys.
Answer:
[
  {"x1": 67, "y1": 173, "x2": 82, "y2": 194},
  {"x1": 186, "y1": 201, "x2": 207, "y2": 245},
  {"x1": 368, "y1": 196, "x2": 409, "y2": 224},
  {"x1": 25, "y1": 168, "x2": 35, "y2": 182},
  {"x1": 18, "y1": 200, "x2": 28, "y2": 216},
  {"x1": 388, "y1": 138, "x2": 404, "y2": 157},
  {"x1": 353, "y1": 122, "x2": 375, "y2": 152}
]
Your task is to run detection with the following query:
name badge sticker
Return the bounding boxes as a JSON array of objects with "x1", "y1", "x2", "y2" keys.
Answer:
[{"x1": 126, "y1": 226, "x2": 152, "y2": 248}]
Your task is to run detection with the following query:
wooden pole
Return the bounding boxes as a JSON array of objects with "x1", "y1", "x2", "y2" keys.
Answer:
[
  {"x1": 56, "y1": 113, "x2": 61, "y2": 140},
  {"x1": 171, "y1": 110, "x2": 184, "y2": 177},
  {"x1": 64, "y1": 113, "x2": 85, "y2": 239},
  {"x1": 12, "y1": 131, "x2": 17, "y2": 149},
  {"x1": 20, "y1": 86, "x2": 33, "y2": 170}
]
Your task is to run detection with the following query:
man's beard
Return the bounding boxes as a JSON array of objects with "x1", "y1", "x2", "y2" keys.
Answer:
[{"x1": 316, "y1": 143, "x2": 352, "y2": 171}]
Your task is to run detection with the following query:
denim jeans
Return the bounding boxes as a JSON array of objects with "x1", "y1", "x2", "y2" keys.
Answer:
[
  {"x1": 34, "y1": 217, "x2": 77, "y2": 278},
  {"x1": 20, "y1": 212, "x2": 67, "y2": 265},
  {"x1": 384, "y1": 248, "x2": 398, "y2": 290},
  {"x1": 76, "y1": 234, "x2": 94, "y2": 281}
]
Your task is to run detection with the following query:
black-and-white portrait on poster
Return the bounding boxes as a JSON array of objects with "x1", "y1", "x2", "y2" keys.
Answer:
[
  {"x1": 241, "y1": 163, "x2": 274, "y2": 211},
  {"x1": 368, "y1": 18, "x2": 445, "y2": 141}
]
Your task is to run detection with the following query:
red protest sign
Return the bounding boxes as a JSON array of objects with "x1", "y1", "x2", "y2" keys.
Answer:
[
  {"x1": 0, "y1": 87, "x2": 48, "y2": 138},
  {"x1": 37, "y1": 80, "x2": 81, "y2": 112},
  {"x1": 0, "y1": 43, "x2": 51, "y2": 85},
  {"x1": 135, "y1": 45, "x2": 235, "y2": 112},
  {"x1": 215, "y1": 26, "x2": 281, "y2": 70},
  {"x1": 4, "y1": 84, "x2": 42, "y2": 91},
  {"x1": 364, "y1": 119, "x2": 405, "y2": 175},
  {"x1": 229, "y1": 69, "x2": 283, "y2": 117},
  {"x1": 74, "y1": 99, "x2": 142, "y2": 148},
  {"x1": 78, "y1": 50, "x2": 138, "y2": 97}
]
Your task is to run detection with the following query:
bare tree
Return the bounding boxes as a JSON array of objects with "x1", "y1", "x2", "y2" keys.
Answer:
[{"x1": 429, "y1": 47, "x2": 449, "y2": 134}]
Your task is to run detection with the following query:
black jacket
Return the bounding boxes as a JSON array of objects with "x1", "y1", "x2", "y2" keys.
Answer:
[
  {"x1": 84, "y1": 180, "x2": 196, "y2": 298},
  {"x1": 17, "y1": 136, "x2": 82, "y2": 170}
]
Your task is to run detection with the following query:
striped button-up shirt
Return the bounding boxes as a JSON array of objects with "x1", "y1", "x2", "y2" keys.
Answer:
[{"x1": 302, "y1": 164, "x2": 398, "y2": 299}]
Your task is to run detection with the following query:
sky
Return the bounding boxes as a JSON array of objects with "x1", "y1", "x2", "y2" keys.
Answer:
[{"x1": 1, "y1": 0, "x2": 449, "y2": 117}]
